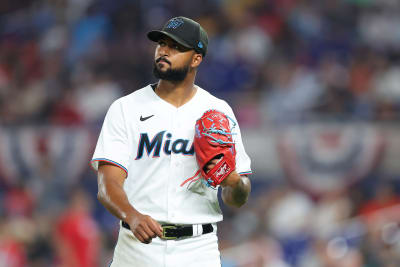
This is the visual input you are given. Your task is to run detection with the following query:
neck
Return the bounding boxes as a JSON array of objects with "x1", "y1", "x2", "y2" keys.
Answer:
[{"x1": 155, "y1": 72, "x2": 197, "y2": 108}]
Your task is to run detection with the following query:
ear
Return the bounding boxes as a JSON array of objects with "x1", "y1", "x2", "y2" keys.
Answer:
[{"x1": 191, "y1": 53, "x2": 203, "y2": 68}]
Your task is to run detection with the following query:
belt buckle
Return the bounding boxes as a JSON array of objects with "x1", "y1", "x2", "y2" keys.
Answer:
[{"x1": 162, "y1": 225, "x2": 178, "y2": 240}]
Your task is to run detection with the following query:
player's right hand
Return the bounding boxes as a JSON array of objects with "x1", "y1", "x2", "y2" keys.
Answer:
[{"x1": 127, "y1": 213, "x2": 163, "y2": 244}]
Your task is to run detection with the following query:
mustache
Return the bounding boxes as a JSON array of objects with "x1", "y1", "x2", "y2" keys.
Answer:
[{"x1": 156, "y1": 57, "x2": 171, "y2": 65}]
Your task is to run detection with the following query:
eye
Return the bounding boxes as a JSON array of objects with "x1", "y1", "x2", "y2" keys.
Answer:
[{"x1": 158, "y1": 40, "x2": 166, "y2": 46}]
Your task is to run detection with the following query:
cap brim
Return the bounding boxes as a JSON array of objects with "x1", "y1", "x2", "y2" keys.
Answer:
[{"x1": 147, "y1": 30, "x2": 193, "y2": 49}]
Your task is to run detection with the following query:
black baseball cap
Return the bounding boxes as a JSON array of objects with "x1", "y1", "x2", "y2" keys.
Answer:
[{"x1": 147, "y1": 16, "x2": 208, "y2": 57}]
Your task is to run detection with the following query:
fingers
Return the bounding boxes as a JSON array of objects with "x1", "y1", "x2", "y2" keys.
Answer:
[
  {"x1": 134, "y1": 230, "x2": 151, "y2": 244},
  {"x1": 148, "y1": 219, "x2": 163, "y2": 238},
  {"x1": 131, "y1": 215, "x2": 163, "y2": 244},
  {"x1": 205, "y1": 158, "x2": 221, "y2": 172},
  {"x1": 205, "y1": 164, "x2": 215, "y2": 172},
  {"x1": 210, "y1": 158, "x2": 220, "y2": 164}
]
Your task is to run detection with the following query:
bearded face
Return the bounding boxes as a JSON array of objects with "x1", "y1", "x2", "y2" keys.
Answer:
[{"x1": 152, "y1": 57, "x2": 190, "y2": 82}]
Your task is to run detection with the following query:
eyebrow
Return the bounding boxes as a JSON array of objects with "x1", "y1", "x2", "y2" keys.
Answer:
[{"x1": 159, "y1": 38, "x2": 191, "y2": 51}]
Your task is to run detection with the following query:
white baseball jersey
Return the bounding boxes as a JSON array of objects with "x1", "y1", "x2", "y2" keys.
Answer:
[{"x1": 91, "y1": 84, "x2": 252, "y2": 225}]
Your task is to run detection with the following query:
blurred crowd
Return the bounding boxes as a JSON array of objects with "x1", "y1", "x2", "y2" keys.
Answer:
[
  {"x1": 1, "y1": 0, "x2": 400, "y2": 266},
  {"x1": 220, "y1": 179, "x2": 400, "y2": 267}
]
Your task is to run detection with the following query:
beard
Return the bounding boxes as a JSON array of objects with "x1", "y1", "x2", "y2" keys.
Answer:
[{"x1": 153, "y1": 61, "x2": 190, "y2": 82}]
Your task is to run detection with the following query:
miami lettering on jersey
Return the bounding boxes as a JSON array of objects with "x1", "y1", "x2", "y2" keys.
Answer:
[{"x1": 135, "y1": 131, "x2": 194, "y2": 159}]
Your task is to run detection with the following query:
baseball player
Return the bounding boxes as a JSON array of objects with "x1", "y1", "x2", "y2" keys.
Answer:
[{"x1": 91, "y1": 16, "x2": 252, "y2": 267}]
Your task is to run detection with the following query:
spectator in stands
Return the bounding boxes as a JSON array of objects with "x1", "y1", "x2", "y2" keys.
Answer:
[{"x1": 54, "y1": 188, "x2": 100, "y2": 267}]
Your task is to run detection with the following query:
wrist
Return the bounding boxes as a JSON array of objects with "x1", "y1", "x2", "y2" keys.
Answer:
[
  {"x1": 221, "y1": 171, "x2": 240, "y2": 187},
  {"x1": 125, "y1": 209, "x2": 141, "y2": 224}
]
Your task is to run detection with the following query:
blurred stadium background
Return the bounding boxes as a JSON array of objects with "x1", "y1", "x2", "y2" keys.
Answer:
[{"x1": 1, "y1": 0, "x2": 400, "y2": 266}]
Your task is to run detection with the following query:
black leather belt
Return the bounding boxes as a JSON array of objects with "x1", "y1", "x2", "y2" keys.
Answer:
[{"x1": 121, "y1": 221, "x2": 213, "y2": 240}]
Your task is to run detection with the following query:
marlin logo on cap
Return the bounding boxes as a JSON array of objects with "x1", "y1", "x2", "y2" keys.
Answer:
[
  {"x1": 166, "y1": 18, "x2": 184, "y2": 29},
  {"x1": 197, "y1": 41, "x2": 203, "y2": 48}
]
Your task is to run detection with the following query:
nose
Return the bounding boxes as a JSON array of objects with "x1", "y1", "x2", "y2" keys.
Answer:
[{"x1": 157, "y1": 45, "x2": 170, "y2": 57}]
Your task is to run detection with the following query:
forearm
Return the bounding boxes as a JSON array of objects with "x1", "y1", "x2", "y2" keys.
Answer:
[
  {"x1": 97, "y1": 171, "x2": 139, "y2": 222},
  {"x1": 97, "y1": 164, "x2": 163, "y2": 243},
  {"x1": 221, "y1": 173, "x2": 251, "y2": 208}
]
